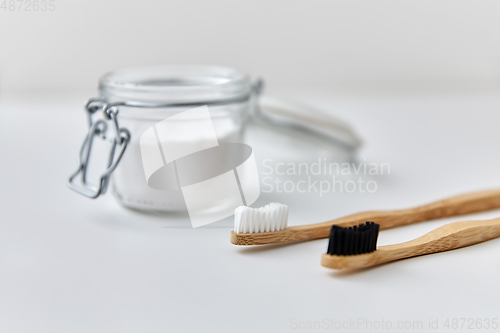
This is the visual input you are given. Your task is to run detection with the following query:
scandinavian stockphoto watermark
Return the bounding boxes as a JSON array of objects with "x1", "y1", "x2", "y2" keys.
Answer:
[
  {"x1": 290, "y1": 318, "x2": 424, "y2": 330},
  {"x1": 289, "y1": 317, "x2": 499, "y2": 330},
  {"x1": 1, "y1": 0, "x2": 55, "y2": 11},
  {"x1": 139, "y1": 106, "x2": 260, "y2": 228},
  {"x1": 261, "y1": 158, "x2": 390, "y2": 196}
]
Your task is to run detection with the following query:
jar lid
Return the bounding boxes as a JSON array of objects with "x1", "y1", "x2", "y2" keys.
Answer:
[{"x1": 99, "y1": 65, "x2": 252, "y2": 104}]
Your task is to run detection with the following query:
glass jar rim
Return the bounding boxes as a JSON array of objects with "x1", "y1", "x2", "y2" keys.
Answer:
[{"x1": 99, "y1": 65, "x2": 252, "y2": 104}]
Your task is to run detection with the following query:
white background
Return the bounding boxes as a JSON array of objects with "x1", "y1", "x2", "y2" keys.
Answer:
[
  {"x1": 1, "y1": 1, "x2": 500, "y2": 332},
  {"x1": 1, "y1": 0, "x2": 500, "y2": 93}
]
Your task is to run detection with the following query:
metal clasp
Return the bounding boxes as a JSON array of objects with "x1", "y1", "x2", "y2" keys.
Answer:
[{"x1": 68, "y1": 99, "x2": 131, "y2": 198}]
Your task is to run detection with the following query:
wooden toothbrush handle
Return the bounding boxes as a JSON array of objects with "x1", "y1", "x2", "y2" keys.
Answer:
[
  {"x1": 231, "y1": 189, "x2": 500, "y2": 245},
  {"x1": 321, "y1": 217, "x2": 500, "y2": 270},
  {"x1": 294, "y1": 188, "x2": 500, "y2": 238}
]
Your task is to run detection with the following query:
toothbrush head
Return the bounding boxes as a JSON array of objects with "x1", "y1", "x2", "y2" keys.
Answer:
[
  {"x1": 233, "y1": 203, "x2": 289, "y2": 234},
  {"x1": 326, "y1": 222, "x2": 380, "y2": 256}
]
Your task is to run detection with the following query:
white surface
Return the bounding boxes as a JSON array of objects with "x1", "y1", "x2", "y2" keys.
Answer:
[{"x1": 1, "y1": 90, "x2": 500, "y2": 332}]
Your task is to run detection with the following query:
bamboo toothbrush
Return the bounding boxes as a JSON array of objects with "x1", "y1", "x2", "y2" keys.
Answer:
[
  {"x1": 230, "y1": 189, "x2": 500, "y2": 246},
  {"x1": 321, "y1": 219, "x2": 500, "y2": 270}
]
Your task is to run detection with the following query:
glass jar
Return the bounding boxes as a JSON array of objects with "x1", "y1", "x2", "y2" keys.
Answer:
[
  {"x1": 68, "y1": 65, "x2": 363, "y2": 222},
  {"x1": 69, "y1": 65, "x2": 254, "y2": 213}
]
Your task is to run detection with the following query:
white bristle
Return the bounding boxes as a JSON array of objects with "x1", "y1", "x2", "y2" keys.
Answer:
[{"x1": 234, "y1": 203, "x2": 289, "y2": 234}]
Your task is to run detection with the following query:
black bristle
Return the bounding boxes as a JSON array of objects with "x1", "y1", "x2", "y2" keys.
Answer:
[
  {"x1": 347, "y1": 227, "x2": 354, "y2": 255},
  {"x1": 353, "y1": 225, "x2": 359, "y2": 255},
  {"x1": 326, "y1": 221, "x2": 380, "y2": 256},
  {"x1": 360, "y1": 225, "x2": 368, "y2": 254},
  {"x1": 335, "y1": 227, "x2": 342, "y2": 255},
  {"x1": 327, "y1": 226, "x2": 335, "y2": 254}
]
